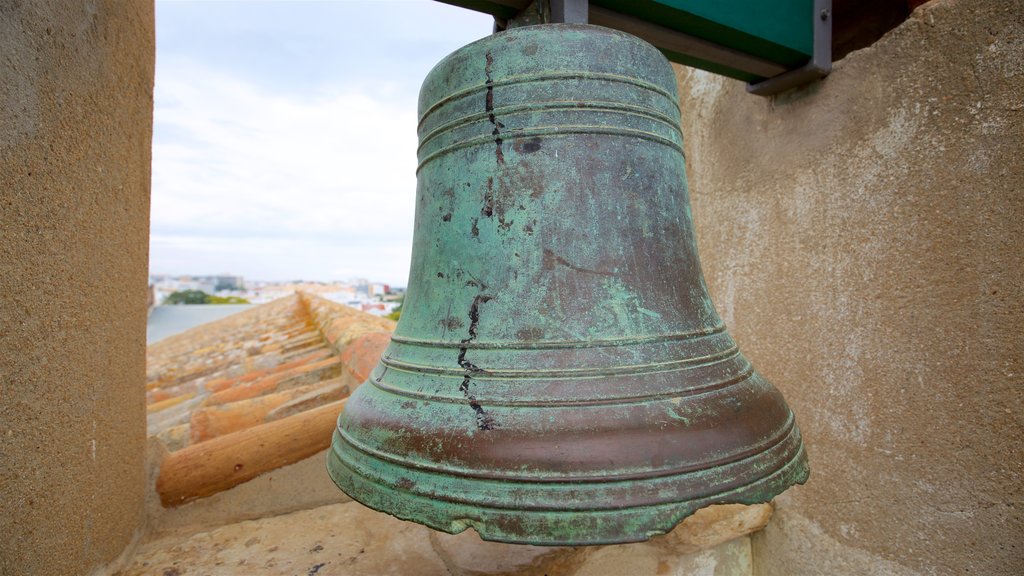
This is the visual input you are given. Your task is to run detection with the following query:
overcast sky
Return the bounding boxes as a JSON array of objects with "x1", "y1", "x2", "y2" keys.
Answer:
[{"x1": 150, "y1": 0, "x2": 492, "y2": 286}]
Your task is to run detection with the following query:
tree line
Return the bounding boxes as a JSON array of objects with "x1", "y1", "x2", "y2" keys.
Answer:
[{"x1": 163, "y1": 290, "x2": 250, "y2": 305}]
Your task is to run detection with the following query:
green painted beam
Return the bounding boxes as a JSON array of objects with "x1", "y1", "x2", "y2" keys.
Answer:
[
  {"x1": 594, "y1": 0, "x2": 811, "y2": 67},
  {"x1": 433, "y1": 0, "x2": 816, "y2": 81}
]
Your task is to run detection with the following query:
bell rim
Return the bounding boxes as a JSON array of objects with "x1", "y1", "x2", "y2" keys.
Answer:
[
  {"x1": 333, "y1": 408, "x2": 800, "y2": 485},
  {"x1": 327, "y1": 426, "x2": 810, "y2": 546}
]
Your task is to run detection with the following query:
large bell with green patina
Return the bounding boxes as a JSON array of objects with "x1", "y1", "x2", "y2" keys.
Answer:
[{"x1": 327, "y1": 23, "x2": 809, "y2": 545}]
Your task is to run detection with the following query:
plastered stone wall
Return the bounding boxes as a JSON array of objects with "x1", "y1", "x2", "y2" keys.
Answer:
[
  {"x1": 675, "y1": 0, "x2": 1022, "y2": 574},
  {"x1": 0, "y1": 2, "x2": 155, "y2": 574}
]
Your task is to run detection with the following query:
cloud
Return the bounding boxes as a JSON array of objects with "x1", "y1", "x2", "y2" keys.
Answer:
[
  {"x1": 150, "y1": 59, "x2": 420, "y2": 284},
  {"x1": 149, "y1": 1, "x2": 493, "y2": 285}
]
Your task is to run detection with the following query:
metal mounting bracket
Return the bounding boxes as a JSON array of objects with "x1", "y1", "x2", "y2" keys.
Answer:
[
  {"x1": 550, "y1": 0, "x2": 588, "y2": 24},
  {"x1": 747, "y1": 0, "x2": 832, "y2": 96}
]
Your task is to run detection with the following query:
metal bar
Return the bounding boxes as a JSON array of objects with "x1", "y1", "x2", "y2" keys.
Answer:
[
  {"x1": 589, "y1": 6, "x2": 788, "y2": 79},
  {"x1": 747, "y1": 0, "x2": 831, "y2": 95},
  {"x1": 550, "y1": 0, "x2": 588, "y2": 24}
]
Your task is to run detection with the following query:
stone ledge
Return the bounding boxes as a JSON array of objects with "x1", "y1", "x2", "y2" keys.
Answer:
[{"x1": 111, "y1": 500, "x2": 770, "y2": 576}]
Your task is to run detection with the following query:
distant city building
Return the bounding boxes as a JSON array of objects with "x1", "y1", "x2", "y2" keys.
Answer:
[
  {"x1": 148, "y1": 274, "x2": 398, "y2": 311},
  {"x1": 212, "y1": 275, "x2": 244, "y2": 291}
]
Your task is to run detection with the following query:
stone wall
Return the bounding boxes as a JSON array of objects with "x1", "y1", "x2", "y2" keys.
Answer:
[
  {"x1": 0, "y1": 2, "x2": 155, "y2": 574},
  {"x1": 675, "y1": 0, "x2": 1023, "y2": 574}
]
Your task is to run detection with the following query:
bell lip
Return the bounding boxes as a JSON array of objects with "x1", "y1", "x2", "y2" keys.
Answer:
[
  {"x1": 417, "y1": 22, "x2": 678, "y2": 122},
  {"x1": 326, "y1": 425, "x2": 810, "y2": 546}
]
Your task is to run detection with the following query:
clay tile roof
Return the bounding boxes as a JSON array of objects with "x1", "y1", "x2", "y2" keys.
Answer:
[{"x1": 147, "y1": 292, "x2": 394, "y2": 506}]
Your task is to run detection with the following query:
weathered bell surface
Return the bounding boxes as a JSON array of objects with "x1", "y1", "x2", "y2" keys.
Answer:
[{"x1": 327, "y1": 23, "x2": 809, "y2": 545}]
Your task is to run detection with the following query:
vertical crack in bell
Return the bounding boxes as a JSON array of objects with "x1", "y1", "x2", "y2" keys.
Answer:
[
  {"x1": 484, "y1": 51, "x2": 505, "y2": 166},
  {"x1": 457, "y1": 294, "x2": 495, "y2": 430}
]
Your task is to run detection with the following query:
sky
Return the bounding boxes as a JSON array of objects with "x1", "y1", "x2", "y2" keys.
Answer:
[{"x1": 150, "y1": 0, "x2": 492, "y2": 286}]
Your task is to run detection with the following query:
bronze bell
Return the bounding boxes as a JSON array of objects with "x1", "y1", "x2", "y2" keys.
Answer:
[{"x1": 327, "y1": 23, "x2": 809, "y2": 545}]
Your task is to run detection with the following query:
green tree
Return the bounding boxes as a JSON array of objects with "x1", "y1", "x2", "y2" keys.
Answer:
[
  {"x1": 207, "y1": 295, "x2": 251, "y2": 304},
  {"x1": 163, "y1": 290, "x2": 250, "y2": 305},
  {"x1": 164, "y1": 290, "x2": 210, "y2": 305}
]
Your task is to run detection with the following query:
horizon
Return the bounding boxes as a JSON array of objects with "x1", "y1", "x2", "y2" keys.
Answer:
[{"x1": 149, "y1": 272, "x2": 404, "y2": 287}]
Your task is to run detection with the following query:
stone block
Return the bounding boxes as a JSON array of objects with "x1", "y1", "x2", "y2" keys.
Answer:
[{"x1": 426, "y1": 503, "x2": 770, "y2": 576}]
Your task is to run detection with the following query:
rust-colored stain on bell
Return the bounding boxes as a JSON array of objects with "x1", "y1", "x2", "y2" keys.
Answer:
[{"x1": 328, "y1": 23, "x2": 809, "y2": 545}]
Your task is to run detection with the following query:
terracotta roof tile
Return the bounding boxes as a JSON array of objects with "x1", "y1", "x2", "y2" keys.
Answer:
[{"x1": 147, "y1": 292, "x2": 395, "y2": 505}]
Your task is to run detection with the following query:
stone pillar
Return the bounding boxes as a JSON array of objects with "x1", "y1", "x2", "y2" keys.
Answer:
[
  {"x1": 675, "y1": 0, "x2": 1023, "y2": 574},
  {"x1": 0, "y1": 2, "x2": 154, "y2": 574}
]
